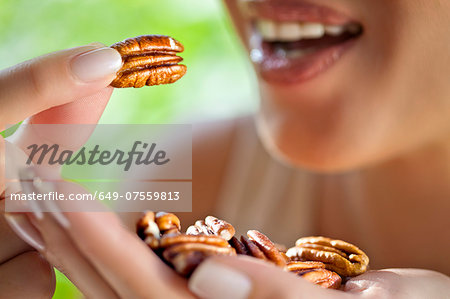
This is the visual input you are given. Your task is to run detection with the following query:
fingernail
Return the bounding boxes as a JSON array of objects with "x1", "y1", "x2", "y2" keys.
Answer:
[
  {"x1": 188, "y1": 260, "x2": 252, "y2": 299},
  {"x1": 87, "y1": 42, "x2": 107, "y2": 48},
  {"x1": 19, "y1": 167, "x2": 70, "y2": 229},
  {"x1": 44, "y1": 199, "x2": 70, "y2": 229},
  {"x1": 4, "y1": 213, "x2": 45, "y2": 251},
  {"x1": 19, "y1": 168, "x2": 44, "y2": 220},
  {"x1": 70, "y1": 47, "x2": 122, "y2": 82},
  {"x1": 32, "y1": 175, "x2": 71, "y2": 229}
]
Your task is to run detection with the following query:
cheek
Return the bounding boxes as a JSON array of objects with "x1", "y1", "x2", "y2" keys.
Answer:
[{"x1": 222, "y1": 0, "x2": 248, "y2": 46}]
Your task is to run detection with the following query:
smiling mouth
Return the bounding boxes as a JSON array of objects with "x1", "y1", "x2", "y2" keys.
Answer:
[{"x1": 243, "y1": 0, "x2": 363, "y2": 85}]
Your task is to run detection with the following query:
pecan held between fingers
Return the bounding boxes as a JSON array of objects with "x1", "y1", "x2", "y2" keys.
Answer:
[{"x1": 110, "y1": 35, "x2": 187, "y2": 88}]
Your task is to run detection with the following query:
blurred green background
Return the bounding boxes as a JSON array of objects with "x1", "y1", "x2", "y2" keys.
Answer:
[{"x1": 1, "y1": 0, "x2": 257, "y2": 297}]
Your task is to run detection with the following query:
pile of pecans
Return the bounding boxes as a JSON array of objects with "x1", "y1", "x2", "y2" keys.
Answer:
[{"x1": 136, "y1": 211, "x2": 369, "y2": 290}]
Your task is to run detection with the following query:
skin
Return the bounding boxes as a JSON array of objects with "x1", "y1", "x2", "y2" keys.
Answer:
[
  {"x1": 222, "y1": 0, "x2": 450, "y2": 274},
  {"x1": 1, "y1": 0, "x2": 450, "y2": 297},
  {"x1": 0, "y1": 44, "x2": 115, "y2": 297}
]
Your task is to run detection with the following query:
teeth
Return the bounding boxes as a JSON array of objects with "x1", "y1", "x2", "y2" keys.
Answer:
[
  {"x1": 278, "y1": 22, "x2": 303, "y2": 41},
  {"x1": 256, "y1": 20, "x2": 359, "y2": 42},
  {"x1": 324, "y1": 25, "x2": 346, "y2": 36},
  {"x1": 301, "y1": 23, "x2": 325, "y2": 38},
  {"x1": 257, "y1": 20, "x2": 277, "y2": 41}
]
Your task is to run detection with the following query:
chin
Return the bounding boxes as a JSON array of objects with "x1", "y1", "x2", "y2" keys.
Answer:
[
  {"x1": 255, "y1": 113, "x2": 378, "y2": 173},
  {"x1": 264, "y1": 142, "x2": 366, "y2": 173}
]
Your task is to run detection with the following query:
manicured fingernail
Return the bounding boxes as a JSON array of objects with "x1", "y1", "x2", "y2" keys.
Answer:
[
  {"x1": 19, "y1": 168, "x2": 44, "y2": 220},
  {"x1": 31, "y1": 174, "x2": 70, "y2": 229},
  {"x1": 44, "y1": 199, "x2": 70, "y2": 229},
  {"x1": 188, "y1": 260, "x2": 252, "y2": 299},
  {"x1": 70, "y1": 47, "x2": 122, "y2": 82},
  {"x1": 5, "y1": 213, "x2": 45, "y2": 251},
  {"x1": 88, "y1": 42, "x2": 107, "y2": 48}
]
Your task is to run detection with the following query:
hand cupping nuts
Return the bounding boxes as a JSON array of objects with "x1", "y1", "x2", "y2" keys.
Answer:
[
  {"x1": 136, "y1": 211, "x2": 370, "y2": 289},
  {"x1": 110, "y1": 35, "x2": 187, "y2": 88}
]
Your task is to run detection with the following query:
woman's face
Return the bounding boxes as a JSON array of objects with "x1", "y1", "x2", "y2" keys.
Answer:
[{"x1": 224, "y1": 0, "x2": 450, "y2": 172}]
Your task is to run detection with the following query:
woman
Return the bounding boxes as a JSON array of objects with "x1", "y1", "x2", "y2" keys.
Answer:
[{"x1": 1, "y1": 0, "x2": 450, "y2": 298}]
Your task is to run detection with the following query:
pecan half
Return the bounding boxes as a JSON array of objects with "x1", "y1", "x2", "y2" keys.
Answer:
[
  {"x1": 160, "y1": 234, "x2": 229, "y2": 248},
  {"x1": 110, "y1": 35, "x2": 186, "y2": 88},
  {"x1": 186, "y1": 216, "x2": 235, "y2": 241},
  {"x1": 286, "y1": 236, "x2": 369, "y2": 277},
  {"x1": 137, "y1": 212, "x2": 236, "y2": 277},
  {"x1": 286, "y1": 261, "x2": 342, "y2": 289},
  {"x1": 136, "y1": 211, "x2": 181, "y2": 249},
  {"x1": 229, "y1": 230, "x2": 287, "y2": 267},
  {"x1": 136, "y1": 211, "x2": 160, "y2": 249},
  {"x1": 160, "y1": 234, "x2": 236, "y2": 277},
  {"x1": 155, "y1": 211, "x2": 181, "y2": 234}
]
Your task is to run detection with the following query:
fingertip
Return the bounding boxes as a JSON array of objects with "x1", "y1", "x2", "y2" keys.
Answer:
[{"x1": 189, "y1": 258, "x2": 252, "y2": 299}]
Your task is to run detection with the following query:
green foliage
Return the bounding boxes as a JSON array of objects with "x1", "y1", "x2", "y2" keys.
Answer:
[
  {"x1": 54, "y1": 270, "x2": 82, "y2": 299},
  {"x1": 1, "y1": 0, "x2": 256, "y2": 125}
]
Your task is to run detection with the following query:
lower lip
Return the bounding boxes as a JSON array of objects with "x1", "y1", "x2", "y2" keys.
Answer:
[{"x1": 253, "y1": 38, "x2": 357, "y2": 85}]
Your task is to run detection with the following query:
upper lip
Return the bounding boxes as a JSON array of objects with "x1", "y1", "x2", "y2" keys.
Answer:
[{"x1": 241, "y1": 0, "x2": 358, "y2": 25}]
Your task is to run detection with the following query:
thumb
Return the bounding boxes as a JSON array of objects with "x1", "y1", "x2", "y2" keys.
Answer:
[{"x1": 188, "y1": 255, "x2": 351, "y2": 299}]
